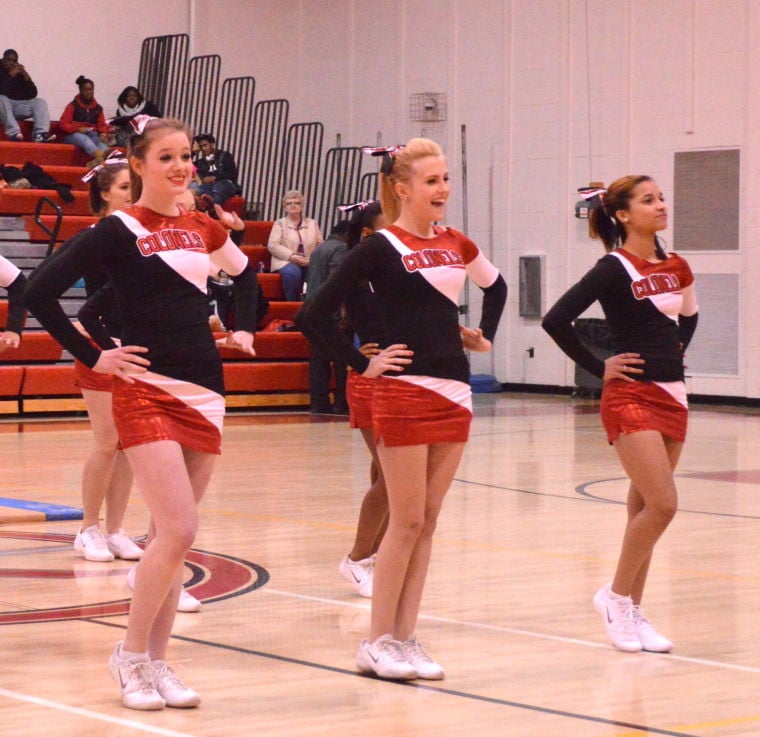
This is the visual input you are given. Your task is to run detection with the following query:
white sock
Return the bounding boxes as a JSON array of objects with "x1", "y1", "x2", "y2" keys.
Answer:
[{"x1": 119, "y1": 644, "x2": 149, "y2": 662}]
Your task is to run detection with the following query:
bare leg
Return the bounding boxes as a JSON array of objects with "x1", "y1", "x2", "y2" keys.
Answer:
[
  {"x1": 370, "y1": 441, "x2": 464, "y2": 641},
  {"x1": 104, "y1": 451, "x2": 134, "y2": 534},
  {"x1": 610, "y1": 431, "x2": 682, "y2": 600},
  {"x1": 393, "y1": 443, "x2": 464, "y2": 639},
  {"x1": 348, "y1": 427, "x2": 389, "y2": 561},
  {"x1": 122, "y1": 440, "x2": 214, "y2": 655},
  {"x1": 80, "y1": 388, "x2": 119, "y2": 529}
]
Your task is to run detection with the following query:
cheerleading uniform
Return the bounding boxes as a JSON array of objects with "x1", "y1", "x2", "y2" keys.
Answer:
[
  {"x1": 542, "y1": 248, "x2": 698, "y2": 443},
  {"x1": 25, "y1": 205, "x2": 257, "y2": 454},
  {"x1": 297, "y1": 224, "x2": 507, "y2": 446}
]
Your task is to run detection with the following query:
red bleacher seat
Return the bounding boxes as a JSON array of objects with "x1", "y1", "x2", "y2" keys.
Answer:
[
  {"x1": 242, "y1": 221, "x2": 273, "y2": 246},
  {"x1": 0, "y1": 141, "x2": 88, "y2": 167},
  {"x1": 25, "y1": 215, "x2": 97, "y2": 243},
  {"x1": 215, "y1": 330, "x2": 310, "y2": 360},
  {"x1": 0, "y1": 366, "x2": 23, "y2": 397},
  {"x1": 241, "y1": 244, "x2": 269, "y2": 272},
  {"x1": 0, "y1": 189, "x2": 91, "y2": 216},
  {"x1": 223, "y1": 361, "x2": 309, "y2": 393},
  {"x1": 258, "y1": 301, "x2": 300, "y2": 329},
  {"x1": 21, "y1": 364, "x2": 78, "y2": 396},
  {"x1": 257, "y1": 273, "x2": 284, "y2": 300},
  {"x1": 0, "y1": 333, "x2": 63, "y2": 363}
]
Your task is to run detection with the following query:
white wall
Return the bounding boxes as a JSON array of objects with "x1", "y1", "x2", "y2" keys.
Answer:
[{"x1": 18, "y1": 0, "x2": 760, "y2": 397}]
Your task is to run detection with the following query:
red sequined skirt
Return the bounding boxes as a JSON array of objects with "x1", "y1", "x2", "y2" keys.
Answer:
[
  {"x1": 601, "y1": 379, "x2": 688, "y2": 444},
  {"x1": 112, "y1": 372, "x2": 224, "y2": 454},
  {"x1": 347, "y1": 371, "x2": 377, "y2": 430},
  {"x1": 74, "y1": 358, "x2": 114, "y2": 393},
  {"x1": 372, "y1": 376, "x2": 472, "y2": 447}
]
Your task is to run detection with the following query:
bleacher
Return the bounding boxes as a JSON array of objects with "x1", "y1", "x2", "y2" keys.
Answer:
[{"x1": 0, "y1": 129, "x2": 311, "y2": 416}]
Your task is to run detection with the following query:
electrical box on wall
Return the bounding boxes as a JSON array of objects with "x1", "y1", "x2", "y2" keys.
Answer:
[{"x1": 518, "y1": 255, "x2": 544, "y2": 318}]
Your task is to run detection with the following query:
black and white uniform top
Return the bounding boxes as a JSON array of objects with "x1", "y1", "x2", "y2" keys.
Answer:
[
  {"x1": 297, "y1": 224, "x2": 507, "y2": 412},
  {"x1": 25, "y1": 206, "x2": 256, "y2": 445},
  {"x1": 542, "y1": 248, "x2": 698, "y2": 405}
]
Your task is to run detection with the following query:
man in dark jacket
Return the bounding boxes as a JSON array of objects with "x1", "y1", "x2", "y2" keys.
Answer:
[
  {"x1": 0, "y1": 49, "x2": 54, "y2": 142},
  {"x1": 192, "y1": 133, "x2": 240, "y2": 204}
]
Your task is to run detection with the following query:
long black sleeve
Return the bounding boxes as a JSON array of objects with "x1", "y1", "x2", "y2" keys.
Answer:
[
  {"x1": 77, "y1": 284, "x2": 119, "y2": 350},
  {"x1": 678, "y1": 312, "x2": 698, "y2": 352},
  {"x1": 4, "y1": 271, "x2": 27, "y2": 335},
  {"x1": 229, "y1": 263, "x2": 258, "y2": 332},
  {"x1": 479, "y1": 273, "x2": 507, "y2": 343},
  {"x1": 542, "y1": 277, "x2": 606, "y2": 378},
  {"x1": 25, "y1": 230, "x2": 105, "y2": 368}
]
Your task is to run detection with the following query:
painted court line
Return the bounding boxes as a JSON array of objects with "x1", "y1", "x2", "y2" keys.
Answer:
[
  {"x1": 0, "y1": 687, "x2": 199, "y2": 737},
  {"x1": 262, "y1": 587, "x2": 760, "y2": 675}
]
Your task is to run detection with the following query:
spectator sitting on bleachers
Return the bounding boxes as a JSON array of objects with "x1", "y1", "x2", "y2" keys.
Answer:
[
  {"x1": 111, "y1": 86, "x2": 161, "y2": 147},
  {"x1": 0, "y1": 49, "x2": 55, "y2": 143},
  {"x1": 58, "y1": 75, "x2": 111, "y2": 168},
  {"x1": 268, "y1": 189, "x2": 323, "y2": 301},
  {"x1": 191, "y1": 133, "x2": 240, "y2": 205}
]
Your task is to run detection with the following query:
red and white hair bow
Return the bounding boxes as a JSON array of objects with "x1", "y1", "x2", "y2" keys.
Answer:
[
  {"x1": 361, "y1": 145, "x2": 405, "y2": 175},
  {"x1": 130, "y1": 114, "x2": 157, "y2": 135},
  {"x1": 81, "y1": 151, "x2": 128, "y2": 183}
]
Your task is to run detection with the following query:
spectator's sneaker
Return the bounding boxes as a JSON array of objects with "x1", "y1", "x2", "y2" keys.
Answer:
[
  {"x1": 402, "y1": 636, "x2": 445, "y2": 679},
  {"x1": 152, "y1": 660, "x2": 200, "y2": 707},
  {"x1": 339, "y1": 554, "x2": 374, "y2": 598},
  {"x1": 593, "y1": 584, "x2": 642, "y2": 652},
  {"x1": 108, "y1": 642, "x2": 165, "y2": 710},
  {"x1": 107, "y1": 530, "x2": 143, "y2": 560},
  {"x1": 177, "y1": 588, "x2": 202, "y2": 613},
  {"x1": 74, "y1": 525, "x2": 115, "y2": 562},
  {"x1": 356, "y1": 634, "x2": 417, "y2": 679},
  {"x1": 32, "y1": 132, "x2": 56, "y2": 143},
  {"x1": 632, "y1": 606, "x2": 673, "y2": 652},
  {"x1": 9, "y1": 133, "x2": 23, "y2": 142},
  {"x1": 126, "y1": 565, "x2": 202, "y2": 612}
]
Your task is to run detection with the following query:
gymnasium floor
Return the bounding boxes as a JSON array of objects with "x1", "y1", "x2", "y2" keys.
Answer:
[{"x1": 1, "y1": 392, "x2": 759, "y2": 737}]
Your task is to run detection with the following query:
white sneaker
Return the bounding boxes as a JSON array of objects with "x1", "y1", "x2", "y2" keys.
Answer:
[
  {"x1": 108, "y1": 642, "x2": 165, "y2": 710},
  {"x1": 339, "y1": 554, "x2": 374, "y2": 598},
  {"x1": 152, "y1": 660, "x2": 200, "y2": 707},
  {"x1": 356, "y1": 634, "x2": 417, "y2": 680},
  {"x1": 402, "y1": 636, "x2": 445, "y2": 680},
  {"x1": 593, "y1": 584, "x2": 642, "y2": 652},
  {"x1": 107, "y1": 530, "x2": 144, "y2": 560},
  {"x1": 74, "y1": 525, "x2": 114, "y2": 562},
  {"x1": 126, "y1": 566, "x2": 202, "y2": 612},
  {"x1": 632, "y1": 606, "x2": 673, "y2": 652},
  {"x1": 177, "y1": 588, "x2": 202, "y2": 613}
]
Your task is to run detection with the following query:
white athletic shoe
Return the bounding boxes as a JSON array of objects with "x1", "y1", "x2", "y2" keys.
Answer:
[
  {"x1": 152, "y1": 660, "x2": 201, "y2": 707},
  {"x1": 177, "y1": 588, "x2": 202, "y2": 613},
  {"x1": 108, "y1": 642, "x2": 165, "y2": 710},
  {"x1": 74, "y1": 525, "x2": 114, "y2": 562},
  {"x1": 632, "y1": 606, "x2": 673, "y2": 652},
  {"x1": 107, "y1": 530, "x2": 143, "y2": 560},
  {"x1": 339, "y1": 554, "x2": 374, "y2": 598},
  {"x1": 356, "y1": 634, "x2": 417, "y2": 680},
  {"x1": 126, "y1": 566, "x2": 202, "y2": 612},
  {"x1": 401, "y1": 636, "x2": 445, "y2": 680},
  {"x1": 593, "y1": 584, "x2": 642, "y2": 652}
]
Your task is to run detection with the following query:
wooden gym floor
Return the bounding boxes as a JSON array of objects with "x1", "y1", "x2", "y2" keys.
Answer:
[{"x1": 1, "y1": 392, "x2": 759, "y2": 737}]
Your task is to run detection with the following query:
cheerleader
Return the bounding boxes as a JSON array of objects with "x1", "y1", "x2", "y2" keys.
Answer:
[
  {"x1": 335, "y1": 200, "x2": 389, "y2": 598},
  {"x1": 542, "y1": 175, "x2": 698, "y2": 653},
  {"x1": 70, "y1": 156, "x2": 142, "y2": 564},
  {"x1": 297, "y1": 139, "x2": 507, "y2": 680},
  {"x1": 25, "y1": 117, "x2": 257, "y2": 710}
]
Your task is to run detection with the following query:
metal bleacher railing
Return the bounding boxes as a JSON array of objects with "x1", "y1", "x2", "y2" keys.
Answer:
[{"x1": 137, "y1": 34, "x2": 379, "y2": 230}]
